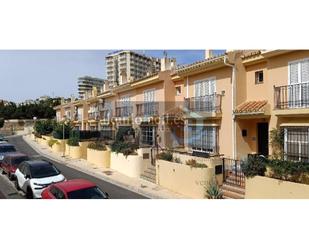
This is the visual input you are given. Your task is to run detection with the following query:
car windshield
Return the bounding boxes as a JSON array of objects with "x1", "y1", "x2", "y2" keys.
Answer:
[
  {"x1": 11, "y1": 156, "x2": 29, "y2": 165},
  {"x1": 0, "y1": 146, "x2": 16, "y2": 153},
  {"x1": 67, "y1": 186, "x2": 108, "y2": 199},
  {"x1": 30, "y1": 164, "x2": 60, "y2": 178}
]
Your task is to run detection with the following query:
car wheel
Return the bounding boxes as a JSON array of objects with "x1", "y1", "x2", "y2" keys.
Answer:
[
  {"x1": 15, "y1": 179, "x2": 21, "y2": 190},
  {"x1": 26, "y1": 188, "x2": 33, "y2": 199},
  {"x1": 8, "y1": 173, "x2": 14, "y2": 181}
]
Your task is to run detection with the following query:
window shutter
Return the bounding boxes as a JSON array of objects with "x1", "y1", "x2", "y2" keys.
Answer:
[
  {"x1": 301, "y1": 59, "x2": 309, "y2": 83},
  {"x1": 289, "y1": 62, "x2": 299, "y2": 84}
]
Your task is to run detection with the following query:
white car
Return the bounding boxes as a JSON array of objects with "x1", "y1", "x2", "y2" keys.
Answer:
[{"x1": 15, "y1": 160, "x2": 66, "y2": 199}]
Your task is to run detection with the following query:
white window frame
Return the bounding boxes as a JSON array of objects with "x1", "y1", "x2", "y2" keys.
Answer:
[
  {"x1": 194, "y1": 76, "x2": 216, "y2": 97},
  {"x1": 288, "y1": 58, "x2": 309, "y2": 108},
  {"x1": 187, "y1": 124, "x2": 218, "y2": 153},
  {"x1": 284, "y1": 127, "x2": 309, "y2": 161},
  {"x1": 144, "y1": 88, "x2": 155, "y2": 102}
]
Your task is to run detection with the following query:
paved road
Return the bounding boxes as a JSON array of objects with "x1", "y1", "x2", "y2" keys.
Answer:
[{"x1": 4, "y1": 136, "x2": 147, "y2": 199}]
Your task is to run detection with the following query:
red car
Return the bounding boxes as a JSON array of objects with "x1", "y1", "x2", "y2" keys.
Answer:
[
  {"x1": 1, "y1": 152, "x2": 29, "y2": 180},
  {"x1": 41, "y1": 179, "x2": 109, "y2": 199}
]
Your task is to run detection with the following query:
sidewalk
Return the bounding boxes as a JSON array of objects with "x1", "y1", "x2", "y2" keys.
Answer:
[{"x1": 23, "y1": 135, "x2": 187, "y2": 199}]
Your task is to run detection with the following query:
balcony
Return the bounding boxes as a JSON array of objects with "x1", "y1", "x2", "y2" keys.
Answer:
[
  {"x1": 274, "y1": 83, "x2": 309, "y2": 116},
  {"x1": 99, "y1": 110, "x2": 112, "y2": 120},
  {"x1": 88, "y1": 112, "x2": 99, "y2": 121},
  {"x1": 136, "y1": 102, "x2": 159, "y2": 117},
  {"x1": 115, "y1": 105, "x2": 133, "y2": 117},
  {"x1": 184, "y1": 94, "x2": 222, "y2": 114}
]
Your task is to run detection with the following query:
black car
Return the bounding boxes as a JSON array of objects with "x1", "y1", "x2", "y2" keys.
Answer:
[{"x1": 0, "y1": 144, "x2": 17, "y2": 163}]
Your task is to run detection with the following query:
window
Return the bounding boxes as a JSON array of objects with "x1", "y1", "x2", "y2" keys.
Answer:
[
  {"x1": 176, "y1": 86, "x2": 181, "y2": 96},
  {"x1": 141, "y1": 126, "x2": 156, "y2": 146},
  {"x1": 50, "y1": 187, "x2": 66, "y2": 199},
  {"x1": 188, "y1": 126, "x2": 217, "y2": 153},
  {"x1": 67, "y1": 186, "x2": 107, "y2": 199},
  {"x1": 284, "y1": 127, "x2": 309, "y2": 162},
  {"x1": 288, "y1": 59, "x2": 309, "y2": 108},
  {"x1": 194, "y1": 78, "x2": 216, "y2": 97},
  {"x1": 255, "y1": 71, "x2": 264, "y2": 84}
]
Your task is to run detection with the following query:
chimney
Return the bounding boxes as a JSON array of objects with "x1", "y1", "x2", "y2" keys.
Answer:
[
  {"x1": 160, "y1": 57, "x2": 176, "y2": 71},
  {"x1": 205, "y1": 50, "x2": 213, "y2": 59}
]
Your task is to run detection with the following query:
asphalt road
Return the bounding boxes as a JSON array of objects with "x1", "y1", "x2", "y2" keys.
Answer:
[{"x1": 3, "y1": 136, "x2": 147, "y2": 199}]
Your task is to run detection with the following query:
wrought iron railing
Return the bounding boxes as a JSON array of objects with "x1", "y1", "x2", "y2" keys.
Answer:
[
  {"x1": 88, "y1": 112, "x2": 99, "y2": 120},
  {"x1": 136, "y1": 102, "x2": 159, "y2": 116},
  {"x1": 99, "y1": 110, "x2": 112, "y2": 120},
  {"x1": 222, "y1": 158, "x2": 245, "y2": 188},
  {"x1": 274, "y1": 83, "x2": 309, "y2": 109},
  {"x1": 184, "y1": 93, "x2": 222, "y2": 112}
]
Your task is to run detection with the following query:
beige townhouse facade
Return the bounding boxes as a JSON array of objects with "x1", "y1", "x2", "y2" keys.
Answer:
[{"x1": 55, "y1": 50, "x2": 309, "y2": 163}]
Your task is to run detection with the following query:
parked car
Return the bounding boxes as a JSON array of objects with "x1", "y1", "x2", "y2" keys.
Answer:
[
  {"x1": 0, "y1": 135, "x2": 8, "y2": 142},
  {"x1": 15, "y1": 160, "x2": 66, "y2": 199},
  {"x1": 41, "y1": 179, "x2": 109, "y2": 199},
  {"x1": 0, "y1": 144, "x2": 16, "y2": 163},
  {"x1": 0, "y1": 153, "x2": 30, "y2": 180},
  {"x1": 0, "y1": 141, "x2": 8, "y2": 144}
]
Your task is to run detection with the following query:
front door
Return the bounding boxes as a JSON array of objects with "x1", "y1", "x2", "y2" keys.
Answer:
[{"x1": 257, "y1": 122, "x2": 269, "y2": 156}]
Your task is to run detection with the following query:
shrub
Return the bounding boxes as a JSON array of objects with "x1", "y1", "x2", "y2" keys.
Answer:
[
  {"x1": 205, "y1": 181, "x2": 223, "y2": 199},
  {"x1": 52, "y1": 121, "x2": 72, "y2": 139},
  {"x1": 34, "y1": 119, "x2": 55, "y2": 136},
  {"x1": 240, "y1": 156, "x2": 267, "y2": 178},
  {"x1": 88, "y1": 142, "x2": 107, "y2": 151},
  {"x1": 186, "y1": 159, "x2": 207, "y2": 168},
  {"x1": 267, "y1": 159, "x2": 309, "y2": 183},
  {"x1": 174, "y1": 157, "x2": 182, "y2": 164},
  {"x1": 115, "y1": 126, "x2": 135, "y2": 142},
  {"x1": 67, "y1": 131, "x2": 79, "y2": 147},
  {"x1": 48, "y1": 139, "x2": 59, "y2": 148},
  {"x1": 270, "y1": 128, "x2": 284, "y2": 159},
  {"x1": 157, "y1": 151, "x2": 173, "y2": 161},
  {"x1": 111, "y1": 141, "x2": 138, "y2": 157}
]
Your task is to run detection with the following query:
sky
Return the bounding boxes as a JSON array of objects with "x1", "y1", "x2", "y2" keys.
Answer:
[{"x1": 0, "y1": 50, "x2": 225, "y2": 102}]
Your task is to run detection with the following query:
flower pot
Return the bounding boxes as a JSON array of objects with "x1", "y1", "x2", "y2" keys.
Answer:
[{"x1": 87, "y1": 148, "x2": 111, "y2": 168}]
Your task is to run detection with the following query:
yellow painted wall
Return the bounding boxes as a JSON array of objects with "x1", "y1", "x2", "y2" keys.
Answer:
[
  {"x1": 245, "y1": 176, "x2": 309, "y2": 199},
  {"x1": 156, "y1": 159, "x2": 216, "y2": 198},
  {"x1": 87, "y1": 148, "x2": 111, "y2": 168}
]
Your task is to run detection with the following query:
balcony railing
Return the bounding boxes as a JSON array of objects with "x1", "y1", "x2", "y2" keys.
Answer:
[
  {"x1": 136, "y1": 102, "x2": 159, "y2": 116},
  {"x1": 88, "y1": 112, "x2": 99, "y2": 120},
  {"x1": 184, "y1": 94, "x2": 222, "y2": 113},
  {"x1": 274, "y1": 83, "x2": 309, "y2": 109},
  {"x1": 115, "y1": 105, "x2": 133, "y2": 117},
  {"x1": 99, "y1": 110, "x2": 112, "y2": 120}
]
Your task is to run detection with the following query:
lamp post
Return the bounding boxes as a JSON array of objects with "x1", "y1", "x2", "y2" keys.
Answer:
[
  {"x1": 62, "y1": 115, "x2": 67, "y2": 157},
  {"x1": 33, "y1": 117, "x2": 37, "y2": 141}
]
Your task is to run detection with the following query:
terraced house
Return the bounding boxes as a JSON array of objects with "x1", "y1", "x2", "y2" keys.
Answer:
[{"x1": 55, "y1": 50, "x2": 309, "y2": 163}]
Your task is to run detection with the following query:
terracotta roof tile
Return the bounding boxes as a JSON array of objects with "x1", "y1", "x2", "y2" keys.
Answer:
[
  {"x1": 234, "y1": 100, "x2": 267, "y2": 113},
  {"x1": 176, "y1": 54, "x2": 225, "y2": 74}
]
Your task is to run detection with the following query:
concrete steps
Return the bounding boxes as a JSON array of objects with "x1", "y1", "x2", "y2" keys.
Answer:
[
  {"x1": 140, "y1": 166, "x2": 156, "y2": 183},
  {"x1": 222, "y1": 183, "x2": 245, "y2": 199}
]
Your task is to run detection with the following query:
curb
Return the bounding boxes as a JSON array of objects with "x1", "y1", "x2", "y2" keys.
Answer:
[{"x1": 22, "y1": 136, "x2": 174, "y2": 199}]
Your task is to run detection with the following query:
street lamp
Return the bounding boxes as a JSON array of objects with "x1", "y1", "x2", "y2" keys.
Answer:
[
  {"x1": 62, "y1": 115, "x2": 67, "y2": 157},
  {"x1": 33, "y1": 117, "x2": 37, "y2": 141}
]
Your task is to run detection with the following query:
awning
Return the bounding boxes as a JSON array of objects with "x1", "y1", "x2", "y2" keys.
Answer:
[{"x1": 234, "y1": 100, "x2": 268, "y2": 115}]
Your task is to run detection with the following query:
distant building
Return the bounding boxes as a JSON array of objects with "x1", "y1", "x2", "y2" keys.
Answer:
[
  {"x1": 106, "y1": 50, "x2": 161, "y2": 87},
  {"x1": 78, "y1": 76, "x2": 106, "y2": 99}
]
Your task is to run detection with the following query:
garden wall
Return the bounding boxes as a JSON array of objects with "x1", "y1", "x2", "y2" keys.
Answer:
[
  {"x1": 110, "y1": 152, "x2": 143, "y2": 178},
  {"x1": 245, "y1": 176, "x2": 309, "y2": 199},
  {"x1": 156, "y1": 159, "x2": 217, "y2": 198},
  {"x1": 87, "y1": 148, "x2": 110, "y2": 168}
]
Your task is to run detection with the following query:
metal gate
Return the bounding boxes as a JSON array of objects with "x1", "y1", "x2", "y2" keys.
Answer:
[{"x1": 223, "y1": 158, "x2": 245, "y2": 188}]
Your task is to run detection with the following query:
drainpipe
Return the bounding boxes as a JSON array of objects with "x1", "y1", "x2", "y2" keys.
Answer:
[
  {"x1": 224, "y1": 55, "x2": 237, "y2": 159},
  {"x1": 186, "y1": 76, "x2": 189, "y2": 98}
]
